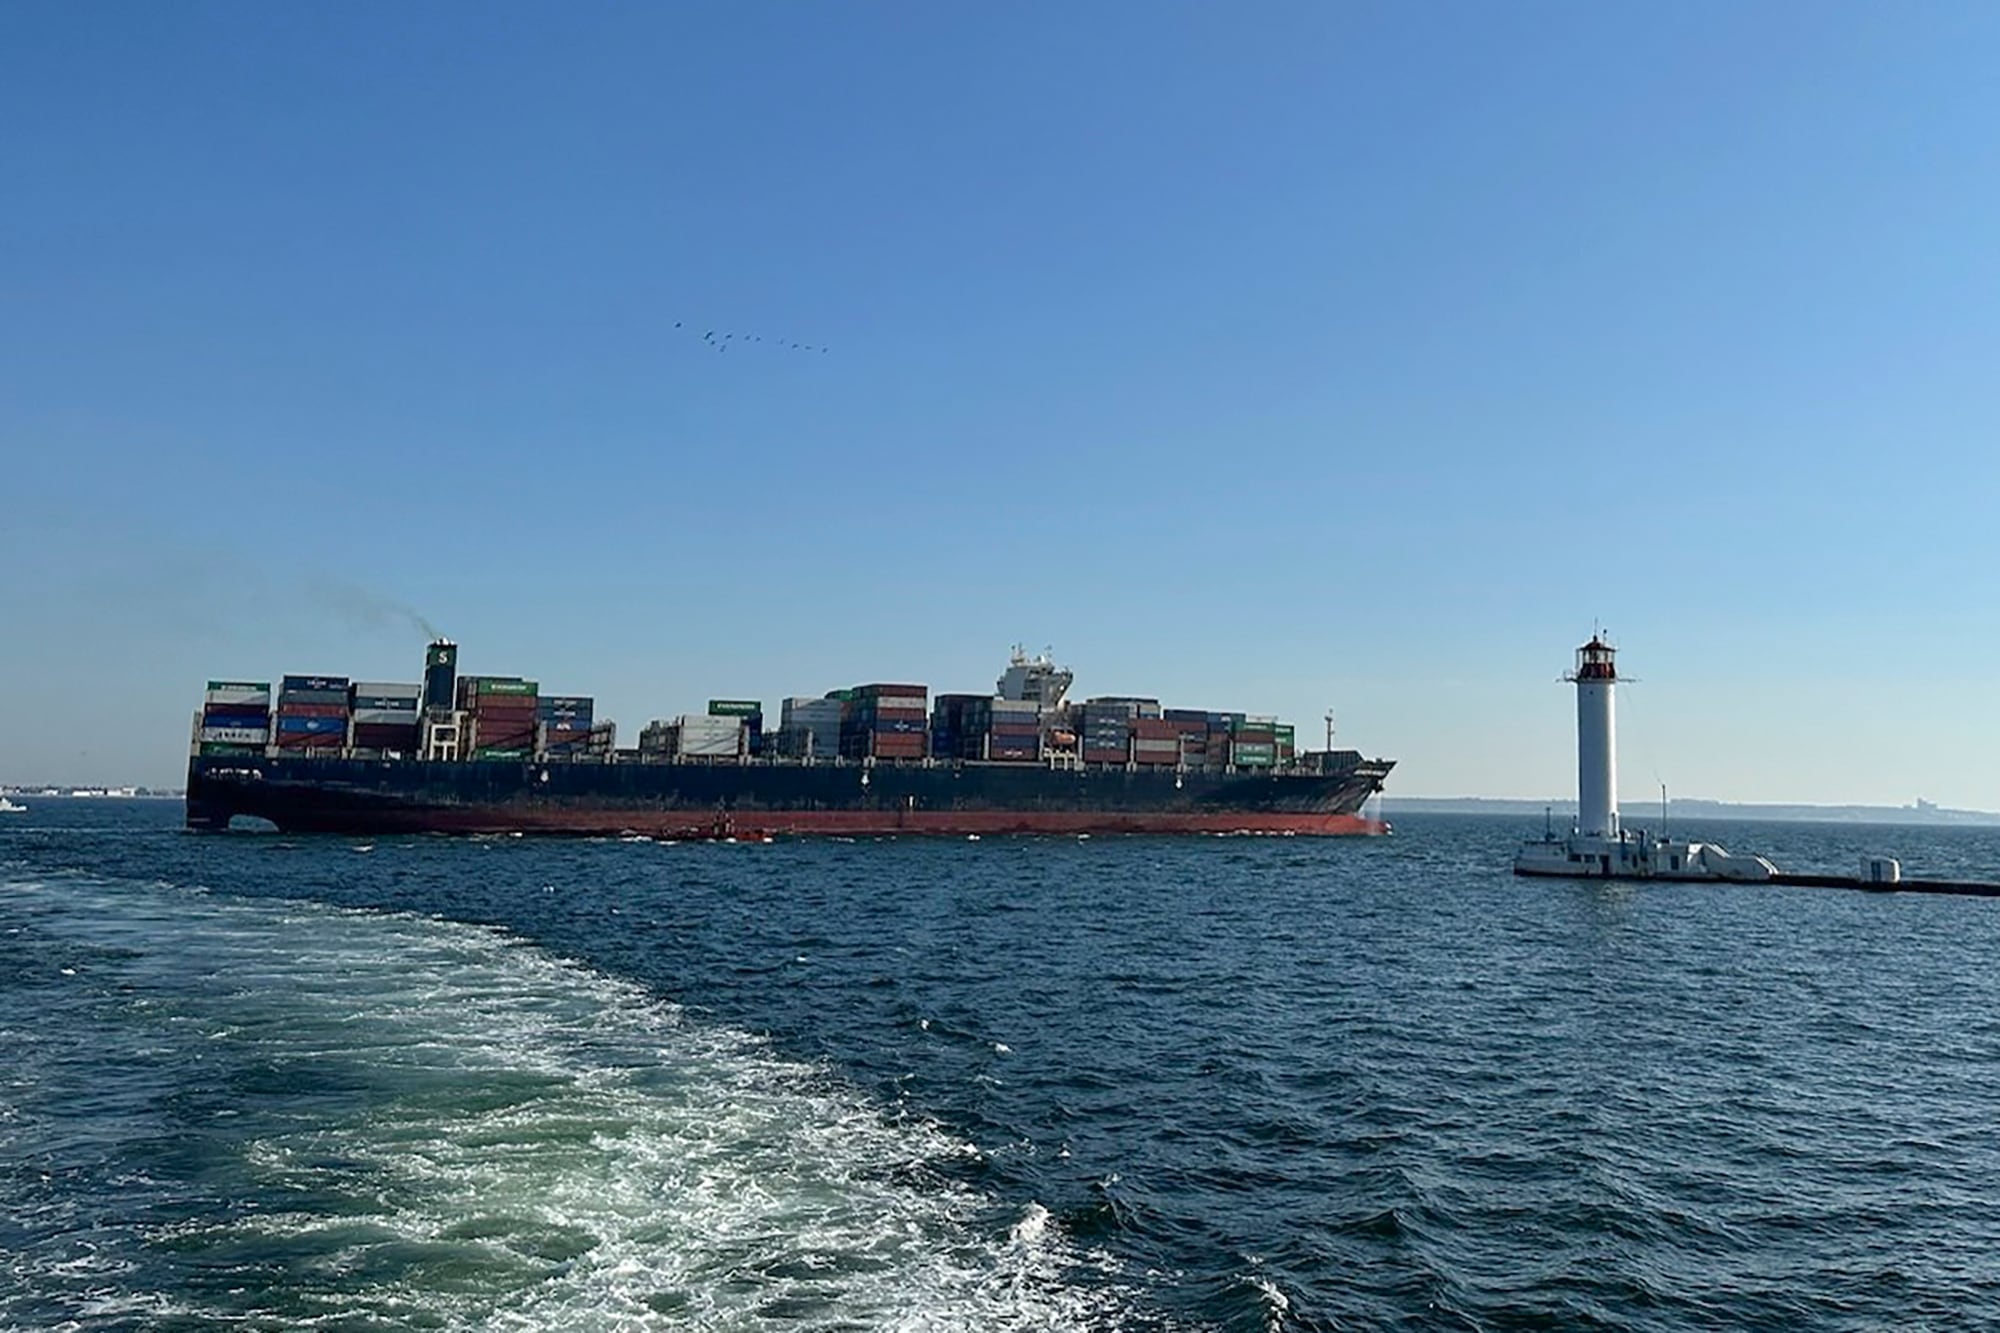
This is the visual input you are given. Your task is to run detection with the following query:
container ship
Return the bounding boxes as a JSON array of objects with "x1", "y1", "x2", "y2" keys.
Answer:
[{"x1": 184, "y1": 643, "x2": 1393, "y2": 838}]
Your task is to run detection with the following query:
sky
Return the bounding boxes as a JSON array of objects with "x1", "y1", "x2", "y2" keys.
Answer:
[{"x1": 4, "y1": 2, "x2": 2000, "y2": 805}]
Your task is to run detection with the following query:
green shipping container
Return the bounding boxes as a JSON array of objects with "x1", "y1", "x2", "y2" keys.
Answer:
[
  {"x1": 708, "y1": 699, "x2": 763, "y2": 717},
  {"x1": 198, "y1": 742, "x2": 264, "y2": 756},
  {"x1": 467, "y1": 679, "x2": 538, "y2": 697},
  {"x1": 1274, "y1": 725, "x2": 1295, "y2": 742},
  {"x1": 207, "y1": 680, "x2": 272, "y2": 692},
  {"x1": 471, "y1": 747, "x2": 531, "y2": 759}
]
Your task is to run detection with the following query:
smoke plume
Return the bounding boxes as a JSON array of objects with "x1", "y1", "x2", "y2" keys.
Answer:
[{"x1": 307, "y1": 576, "x2": 443, "y2": 641}]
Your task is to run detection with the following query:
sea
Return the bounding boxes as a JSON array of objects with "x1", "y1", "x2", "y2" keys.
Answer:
[{"x1": 5, "y1": 800, "x2": 2000, "y2": 1331}]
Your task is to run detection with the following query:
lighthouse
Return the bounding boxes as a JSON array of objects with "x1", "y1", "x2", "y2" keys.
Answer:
[
  {"x1": 1515, "y1": 635, "x2": 1777, "y2": 881},
  {"x1": 1569, "y1": 635, "x2": 1619, "y2": 839}
]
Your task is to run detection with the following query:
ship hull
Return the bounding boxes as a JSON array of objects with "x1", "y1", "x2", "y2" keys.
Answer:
[{"x1": 186, "y1": 754, "x2": 1392, "y2": 838}]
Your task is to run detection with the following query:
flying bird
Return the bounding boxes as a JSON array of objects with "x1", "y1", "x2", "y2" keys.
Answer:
[{"x1": 676, "y1": 320, "x2": 829, "y2": 356}]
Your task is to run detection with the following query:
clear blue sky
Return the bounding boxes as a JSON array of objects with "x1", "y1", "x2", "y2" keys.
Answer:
[{"x1": 6, "y1": 2, "x2": 2000, "y2": 804}]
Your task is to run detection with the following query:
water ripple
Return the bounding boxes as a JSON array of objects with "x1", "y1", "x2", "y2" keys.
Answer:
[{"x1": 5, "y1": 805, "x2": 2000, "y2": 1329}]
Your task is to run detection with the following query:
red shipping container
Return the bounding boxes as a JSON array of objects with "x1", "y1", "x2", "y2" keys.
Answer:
[
  {"x1": 1132, "y1": 719, "x2": 1181, "y2": 741},
  {"x1": 276, "y1": 702, "x2": 349, "y2": 719},
  {"x1": 1083, "y1": 747, "x2": 1128, "y2": 763},
  {"x1": 275, "y1": 732, "x2": 340, "y2": 749},
  {"x1": 870, "y1": 735, "x2": 925, "y2": 758}
]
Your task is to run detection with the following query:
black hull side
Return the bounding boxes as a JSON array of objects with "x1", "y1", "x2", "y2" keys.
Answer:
[{"x1": 187, "y1": 755, "x2": 1393, "y2": 837}]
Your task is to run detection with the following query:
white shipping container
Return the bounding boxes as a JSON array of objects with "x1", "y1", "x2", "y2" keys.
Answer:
[
  {"x1": 353, "y1": 682, "x2": 422, "y2": 698},
  {"x1": 205, "y1": 688, "x2": 272, "y2": 708},
  {"x1": 352, "y1": 708, "x2": 421, "y2": 726},
  {"x1": 200, "y1": 726, "x2": 271, "y2": 744},
  {"x1": 676, "y1": 715, "x2": 743, "y2": 757},
  {"x1": 678, "y1": 713, "x2": 744, "y2": 735}
]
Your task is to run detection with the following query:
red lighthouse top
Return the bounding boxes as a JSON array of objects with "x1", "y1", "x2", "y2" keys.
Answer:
[{"x1": 1568, "y1": 635, "x2": 1617, "y2": 682}]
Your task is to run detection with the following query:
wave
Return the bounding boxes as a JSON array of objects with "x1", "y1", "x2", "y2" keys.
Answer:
[{"x1": 0, "y1": 874, "x2": 1147, "y2": 1330}]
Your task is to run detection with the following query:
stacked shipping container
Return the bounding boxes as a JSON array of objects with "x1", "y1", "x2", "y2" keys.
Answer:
[
  {"x1": 708, "y1": 700, "x2": 763, "y2": 756},
  {"x1": 199, "y1": 681, "x2": 272, "y2": 756},
  {"x1": 539, "y1": 695, "x2": 596, "y2": 756},
  {"x1": 988, "y1": 698, "x2": 1040, "y2": 761},
  {"x1": 843, "y1": 684, "x2": 927, "y2": 760},
  {"x1": 1131, "y1": 717, "x2": 1185, "y2": 767},
  {"x1": 1231, "y1": 713, "x2": 1280, "y2": 768},
  {"x1": 277, "y1": 675, "x2": 350, "y2": 751},
  {"x1": 1161, "y1": 709, "x2": 1212, "y2": 766},
  {"x1": 351, "y1": 682, "x2": 421, "y2": 753},
  {"x1": 1079, "y1": 699, "x2": 1140, "y2": 764},
  {"x1": 459, "y1": 677, "x2": 538, "y2": 759},
  {"x1": 674, "y1": 713, "x2": 744, "y2": 758},
  {"x1": 930, "y1": 694, "x2": 991, "y2": 761},
  {"x1": 778, "y1": 697, "x2": 844, "y2": 758},
  {"x1": 204, "y1": 648, "x2": 1306, "y2": 774}
]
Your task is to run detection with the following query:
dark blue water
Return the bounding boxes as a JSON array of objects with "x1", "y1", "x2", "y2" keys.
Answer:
[{"x1": 6, "y1": 800, "x2": 2000, "y2": 1330}]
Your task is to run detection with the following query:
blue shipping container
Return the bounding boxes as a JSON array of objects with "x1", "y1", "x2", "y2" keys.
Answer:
[
  {"x1": 202, "y1": 709, "x2": 271, "y2": 729},
  {"x1": 278, "y1": 684, "x2": 348, "y2": 704},
  {"x1": 282, "y1": 675, "x2": 349, "y2": 693},
  {"x1": 278, "y1": 715, "x2": 346, "y2": 735}
]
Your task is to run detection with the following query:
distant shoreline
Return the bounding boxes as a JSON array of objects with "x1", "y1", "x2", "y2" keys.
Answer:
[
  {"x1": 1, "y1": 788, "x2": 182, "y2": 800},
  {"x1": 1384, "y1": 797, "x2": 2000, "y2": 827}
]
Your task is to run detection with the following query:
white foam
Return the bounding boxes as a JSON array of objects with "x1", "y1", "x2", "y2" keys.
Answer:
[
  {"x1": 1249, "y1": 1273, "x2": 1291, "y2": 1332},
  {"x1": 29, "y1": 882, "x2": 1151, "y2": 1330},
  {"x1": 1011, "y1": 1202, "x2": 1051, "y2": 1248}
]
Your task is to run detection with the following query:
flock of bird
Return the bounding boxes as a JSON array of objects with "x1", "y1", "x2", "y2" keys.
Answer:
[{"x1": 674, "y1": 321, "x2": 827, "y2": 354}]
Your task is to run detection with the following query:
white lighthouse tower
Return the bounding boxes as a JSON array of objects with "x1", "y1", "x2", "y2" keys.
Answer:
[
  {"x1": 1570, "y1": 635, "x2": 1619, "y2": 840},
  {"x1": 1515, "y1": 635, "x2": 1776, "y2": 881}
]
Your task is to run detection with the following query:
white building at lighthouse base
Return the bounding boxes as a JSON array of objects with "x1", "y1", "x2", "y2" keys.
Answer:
[{"x1": 1514, "y1": 828, "x2": 1776, "y2": 881}]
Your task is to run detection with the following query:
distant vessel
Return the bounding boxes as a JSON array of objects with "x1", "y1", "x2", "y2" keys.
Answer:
[
  {"x1": 1513, "y1": 637, "x2": 1777, "y2": 881},
  {"x1": 0, "y1": 797, "x2": 25, "y2": 813}
]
